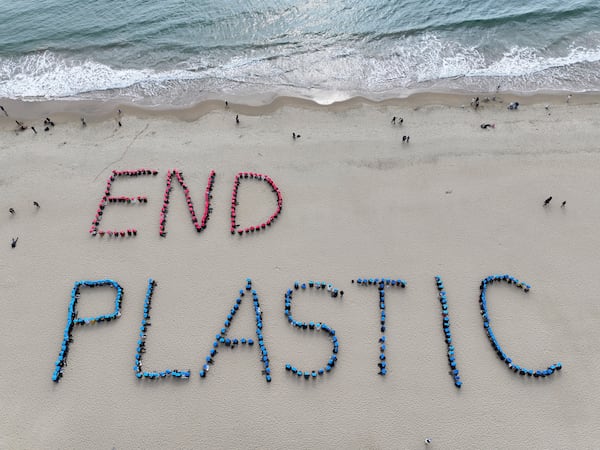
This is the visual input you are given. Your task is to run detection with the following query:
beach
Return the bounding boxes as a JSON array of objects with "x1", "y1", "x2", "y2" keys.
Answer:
[{"x1": 1, "y1": 93, "x2": 600, "y2": 449}]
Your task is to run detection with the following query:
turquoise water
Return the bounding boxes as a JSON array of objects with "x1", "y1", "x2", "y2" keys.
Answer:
[{"x1": 1, "y1": 0, "x2": 599, "y2": 104}]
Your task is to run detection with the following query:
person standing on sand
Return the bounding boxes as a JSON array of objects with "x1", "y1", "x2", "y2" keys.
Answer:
[
  {"x1": 0, "y1": 105, "x2": 7, "y2": 116},
  {"x1": 236, "y1": 114, "x2": 239, "y2": 124},
  {"x1": 11, "y1": 237, "x2": 18, "y2": 248},
  {"x1": 44, "y1": 118, "x2": 55, "y2": 127}
]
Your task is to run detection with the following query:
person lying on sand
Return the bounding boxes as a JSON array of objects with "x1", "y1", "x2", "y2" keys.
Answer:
[{"x1": 480, "y1": 123, "x2": 495, "y2": 129}]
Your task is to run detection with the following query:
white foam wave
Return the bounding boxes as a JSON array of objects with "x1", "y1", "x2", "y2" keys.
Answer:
[
  {"x1": 2, "y1": 35, "x2": 600, "y2": 103},
  {"x1": 0, "y1": 51, "x2": 203, "y2": 98},
  {"x1": 471, "y1": 44, "x2": 600, "y2": 77},
  {"x1": 196, "y1": 32, "x2": 600, "y2": 93}
]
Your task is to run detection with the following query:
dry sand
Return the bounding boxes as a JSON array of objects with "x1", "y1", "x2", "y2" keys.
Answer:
[{"x1": 1, "y1": 93, "x2": 600, "y2": 449}]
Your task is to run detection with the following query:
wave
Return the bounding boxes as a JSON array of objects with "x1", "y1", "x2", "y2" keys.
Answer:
[
  {"x1": 471, "y1": 44, "x2": 600, "y2": 78},
  {"x1": 1, "y1": 32, "x2": 600, "y2": 102},
  {"x1": 0, "y1": 51, "x2": 202, "y2": 98}
]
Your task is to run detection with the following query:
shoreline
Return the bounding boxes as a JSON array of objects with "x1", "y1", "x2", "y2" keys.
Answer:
[{"x1": 1, "y1": 90, "x2": 599, "y2": 123}]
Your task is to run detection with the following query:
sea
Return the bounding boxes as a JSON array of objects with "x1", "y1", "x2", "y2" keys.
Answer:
[{"x1": 1, "y1": 0, "x2": 599, "y2": 105}]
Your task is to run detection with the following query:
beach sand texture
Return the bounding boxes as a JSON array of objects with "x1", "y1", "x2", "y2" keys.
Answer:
[{"x1": 1, "y1": 95, "x2": 599, "y2": 449}]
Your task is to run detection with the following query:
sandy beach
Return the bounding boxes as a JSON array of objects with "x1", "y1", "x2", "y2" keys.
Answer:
[{"x1": 1, "y1": 93, "x2": 600, "y2": 449}]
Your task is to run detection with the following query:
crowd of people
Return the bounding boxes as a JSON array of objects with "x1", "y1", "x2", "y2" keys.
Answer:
[
  {"x1": 230, "y1": 172, "x2": 283, "y2": 235},
  {"x1": 2, "y1": 107, "x2": 124, "y2": 133},
  {"x1": 134, "y1": 279, "x2": 191, "y2": 379},
  {"x1": 283, "y1": 280, "x2": 341, "y2": 380},
  {"x1": 88, "y1": 168, "x2": 280, "y2": 238},
  {"x1": 49, "y1": 273, "x2": 564, "y2": 383},
  {"x1": 160, "y1": 169, "x2": 216, "y2": 237},
  {"x1": 435, "y1": 276, "x2": 462, "y2": 388},
  {"x1": 107, "y1": 195, "x2": 147, "y2": 204},
  {"x1": 355, "y1": 277, "x2": 407, "y2": 376},
  {"x1": 90, "y1": 169, "x2": 158, "y2": 237},
  {"x1": 480, "y1": 274, "x2": 562, "y2": 378},
  {"x1": 200, "y1": 279, "x2": 271, "y2": 382},
  {"x1": 52, "y1": 279, "x2": 124, "y2": 382},
  {"x1": 294, "y1": 280, "x2": 344, "y2": 297}
]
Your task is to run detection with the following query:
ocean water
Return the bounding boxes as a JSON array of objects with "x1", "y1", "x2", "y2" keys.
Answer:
[{"x1": 1, "y1": 0, "x2": 599, "y2": 105}]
